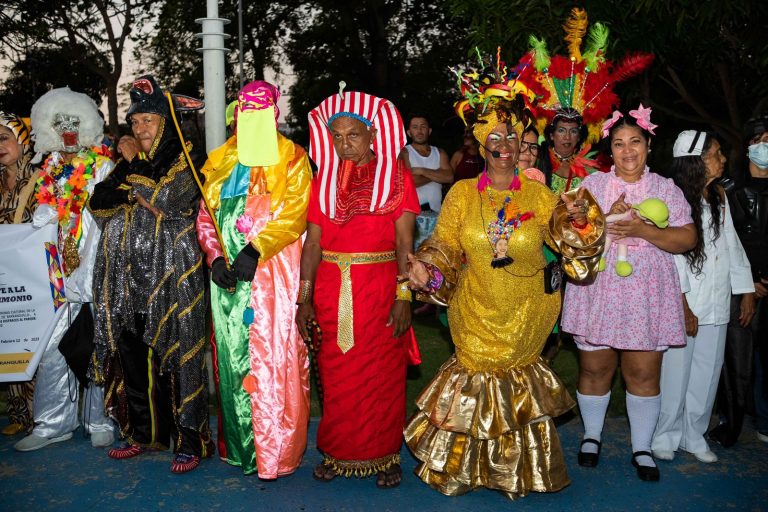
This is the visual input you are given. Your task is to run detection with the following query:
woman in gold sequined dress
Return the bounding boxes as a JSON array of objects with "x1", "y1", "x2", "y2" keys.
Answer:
[{"x1": 404, "y1": 65, "x2": 600, "y2": 499}]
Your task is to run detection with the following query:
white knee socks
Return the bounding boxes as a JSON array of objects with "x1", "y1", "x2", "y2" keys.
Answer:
[
  {"x1": 627, "y1": 391, "x2": 661, "y2": 467},
  {"x1": 577, "y1": 390, "x2": 611, "y2": 454}
]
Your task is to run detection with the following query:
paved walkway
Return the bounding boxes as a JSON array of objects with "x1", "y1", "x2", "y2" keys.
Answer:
[{"x1": 2, "y1": 415, "x2": 766, "y2": 511}]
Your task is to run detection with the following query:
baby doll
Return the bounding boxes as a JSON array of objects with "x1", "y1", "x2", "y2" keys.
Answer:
[{"x1": 599, "y1": 198, "x2": 669, "y2": 277}]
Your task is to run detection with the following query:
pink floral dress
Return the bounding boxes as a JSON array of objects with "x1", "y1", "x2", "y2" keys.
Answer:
[{"x1": 561, "y1": 167, "x2": 692, "y2": 351}]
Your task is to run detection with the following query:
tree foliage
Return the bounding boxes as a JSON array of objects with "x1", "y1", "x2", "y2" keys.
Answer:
[
  {"x1": 448, "y1": 0, "x2": 768, "y2": 172},
  {"x1": 0, "y1": 47, "x2": 108, "y2": 116},
  {"x1": 0, "y1": 0, "x2": 152, "y2": 136},
  {"x1": 284, "y1": 0, "x2": 472, "y2": 147},
  {"x1": 139, "y1": 0, "x2": 303, "y2": 98}
]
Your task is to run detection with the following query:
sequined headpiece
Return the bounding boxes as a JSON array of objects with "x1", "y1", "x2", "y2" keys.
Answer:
[{"x1": 126, "y1": 75, "x2": 204, "y2": 122}]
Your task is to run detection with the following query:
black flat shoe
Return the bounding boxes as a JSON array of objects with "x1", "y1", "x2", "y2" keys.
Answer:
[
  {"x1": 631, "y1": 451, "x2": 660, "y2": 482},
  {"x1": 577, "y1": 438, "x2": 602, "y2": 467}
]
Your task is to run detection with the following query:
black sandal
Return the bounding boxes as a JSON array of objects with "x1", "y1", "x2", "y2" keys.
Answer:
[
  {"x1": 577, "y1": 438, "x2": 602, "y2": 467},
  {"x1": 631, "y1": 451, "x2": 660, "y2": 482}
]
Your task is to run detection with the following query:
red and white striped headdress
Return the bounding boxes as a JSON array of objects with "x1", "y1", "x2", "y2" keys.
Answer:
[{"x1": 308, "y1": 86, "x2": 406, "y2": 218}]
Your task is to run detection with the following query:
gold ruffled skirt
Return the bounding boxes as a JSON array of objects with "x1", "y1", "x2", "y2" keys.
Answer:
[{"x1": 404, "y1": 355, "x2": 575, "y2": 499}]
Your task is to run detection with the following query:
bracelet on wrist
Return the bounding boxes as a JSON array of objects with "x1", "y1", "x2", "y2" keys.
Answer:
[
  {"x1": 395, "y1": 281, "x2": 412, "y2": 302},
  {"x1": 296, "y1": 279, "x2": 313, "y2": 305}
]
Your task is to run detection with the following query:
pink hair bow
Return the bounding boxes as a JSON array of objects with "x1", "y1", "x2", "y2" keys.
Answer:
[
  {"x1": 602, "y1": 111, "x2": 623, "y2": 138},
  {"x1": 629, "y1": 104, "x2": 658, "y2": 135}
]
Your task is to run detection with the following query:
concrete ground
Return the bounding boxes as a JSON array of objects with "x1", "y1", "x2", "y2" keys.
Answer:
[{"x1": 1, "y1": 414, "x2": 767, "y2": 512}]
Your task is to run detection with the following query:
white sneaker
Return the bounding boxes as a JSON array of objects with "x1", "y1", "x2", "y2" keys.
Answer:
[
  {"x1": 652, "y1": 449, "x2": 675, "y2": 461},
  {"x1": 90, "y1": 430, "x2": 115, "y2": 448},
  {"x1": 757, "y1": 431, "x2": 768, "y2": 443},
  {"x1": 692, "y1": 450, "x2": 718, "y2": 463},
  {"x1": 14, "y1": 432, "x2": 73, "y2": 452}
]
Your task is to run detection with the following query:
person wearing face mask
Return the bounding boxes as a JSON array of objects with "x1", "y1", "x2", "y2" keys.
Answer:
[
  {"x1": 12, "y1": 89, "x2": 117, "y2": 453},
  {"x1": 196, "y1": 81, "x2": 312, "y2": 478},
  {"x1": 88, "y1": 75, "x2": 213, "y2": 473},
  {"x1": 709, "y1": 115, "x2": 768, "y2": 447},
  {"x1": 0, "y1": 112, "x2": 38, "y2": 437},
  {"x1": 651, "y1": 131, "x2": 754, "y2": 464}
]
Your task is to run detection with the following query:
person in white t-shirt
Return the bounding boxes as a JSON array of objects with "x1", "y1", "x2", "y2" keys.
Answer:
[{"x1": 399, "y1": 115, "x2": 453, "y2": 212}]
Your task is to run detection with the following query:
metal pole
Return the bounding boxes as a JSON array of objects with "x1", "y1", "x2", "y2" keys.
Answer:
[
  {"x1": 196, "y1": 0, "x2": 231, "y2": 152},
  {"x1": 238, "y1": 0, "x2": 244, "y2": 90}
]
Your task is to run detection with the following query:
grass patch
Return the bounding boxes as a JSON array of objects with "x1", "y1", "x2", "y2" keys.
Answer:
[{"x1": 2, "y1": 313, "x2": 626, "y2": 421}]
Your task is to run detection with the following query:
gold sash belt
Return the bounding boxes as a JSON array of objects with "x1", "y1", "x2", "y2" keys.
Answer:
[{"x1": 321, "y1": 250, "x2": 396, "y2": 353}]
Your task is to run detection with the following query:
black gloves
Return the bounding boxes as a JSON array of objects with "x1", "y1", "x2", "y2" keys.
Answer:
[
  {"x1": 211, "y1": 257, "x2": 236, "y2": 289},
  {"x1": 232, "y1": 244, "x2": 260, "y2": 282}
]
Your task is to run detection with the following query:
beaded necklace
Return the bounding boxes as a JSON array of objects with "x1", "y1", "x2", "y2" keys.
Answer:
[{"x1": 35, "y1": 145, "x2": 111, "y2": 274}]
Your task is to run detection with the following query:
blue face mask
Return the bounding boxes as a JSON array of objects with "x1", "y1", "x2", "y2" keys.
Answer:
[{"x1": 748, "y1": 142, "x2": 768, "y2": 169}]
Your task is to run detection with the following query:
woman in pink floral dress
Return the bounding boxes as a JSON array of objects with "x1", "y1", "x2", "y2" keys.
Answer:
[{"x1": 561, "y1": 107, "x2": 697, "y2": 482}]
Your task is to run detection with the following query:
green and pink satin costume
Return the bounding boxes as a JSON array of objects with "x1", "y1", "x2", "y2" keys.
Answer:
[{"x1": 197, "y1": 133, "x2": 312, "y2": 477}]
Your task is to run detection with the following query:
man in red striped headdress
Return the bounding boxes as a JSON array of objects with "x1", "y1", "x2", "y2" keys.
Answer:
[{"x1": 295, "y1": 85, "x2": 420, "y2": 489}]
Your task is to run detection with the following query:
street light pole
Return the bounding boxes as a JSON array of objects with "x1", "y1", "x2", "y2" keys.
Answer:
[
  {"x1": 238, "y1": 0, "x2": 244, "y2": 90},
  {"x1": 196, "y1": 0, "x2": 230, "y2": 153}
]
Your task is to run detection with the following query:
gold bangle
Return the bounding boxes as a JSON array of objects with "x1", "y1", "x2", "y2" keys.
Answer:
[
  {"x1": 296, "y1": 279, "x2": 313, "y2": 304},
  {"x1": 395, "y1": 281, "x2": 412, "y2": 302}
]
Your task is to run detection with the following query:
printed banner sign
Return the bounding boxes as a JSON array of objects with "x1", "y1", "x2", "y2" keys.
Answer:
[{"x1": 0, "y1": 223, "x2": 63, "y2": 381}]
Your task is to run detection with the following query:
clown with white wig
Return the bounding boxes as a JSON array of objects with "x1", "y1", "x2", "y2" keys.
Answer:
[{"x1": 14, "y1": 87, "x2": 116, "y2": 452}]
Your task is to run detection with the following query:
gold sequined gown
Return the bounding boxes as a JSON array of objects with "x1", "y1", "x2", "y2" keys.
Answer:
[{"x1": 404, "y1": 175, "x2": 575, "y2": 499}]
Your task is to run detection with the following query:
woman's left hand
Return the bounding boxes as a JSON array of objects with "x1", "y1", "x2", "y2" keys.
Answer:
[
  {"x1": 135, "y1": 192, "x2": 163, "y2": 218},
  {"x1": 739, "y1": 292, "x2": 756, "y2": 328},
  {"x1": 607, "y1": 214, "x2": 650, "y2": 241},
  {"x1": 561, "y1": 188, "x2": 589, "y2": 225},
  {"x1": 387, "y1": 300, "x2": 412, "y2": 337}
]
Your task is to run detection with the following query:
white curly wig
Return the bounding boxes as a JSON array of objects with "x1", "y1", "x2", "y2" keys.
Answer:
[{"x1": 31, "y1": 87, "x2": 104, "y2": 153}]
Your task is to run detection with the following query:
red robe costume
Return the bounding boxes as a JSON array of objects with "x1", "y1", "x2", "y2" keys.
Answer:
[{"x1": 308, "y1": 159, "x2": 420, "y2": 475}]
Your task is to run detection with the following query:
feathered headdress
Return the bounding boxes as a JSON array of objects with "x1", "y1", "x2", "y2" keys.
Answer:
[
  {"x1": 451, "y1": 48, "x2": 536, "y2": 157},
  {"x1": 517, "y1": 8, "x2": 654, "y2": 143}
]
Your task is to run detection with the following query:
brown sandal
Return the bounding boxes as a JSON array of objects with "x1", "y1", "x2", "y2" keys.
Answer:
[{"x1": 312, "y1": 462, "x2": 337, "y2": 482}]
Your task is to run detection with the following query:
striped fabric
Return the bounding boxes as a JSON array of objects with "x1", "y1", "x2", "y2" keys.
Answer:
[{"x1": 308, "y1": 91, "x2": 406, "y2": 218}]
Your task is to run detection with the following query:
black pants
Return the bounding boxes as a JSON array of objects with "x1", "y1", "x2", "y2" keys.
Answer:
[
  {"x1": 117, "y1": 316, "x2": 204, "y2": 456},
  {"x1": 712, "y1": 295, "x2": 768, "y2": 443}
]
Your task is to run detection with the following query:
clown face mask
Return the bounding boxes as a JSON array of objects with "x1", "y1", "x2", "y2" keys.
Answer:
[{"x1": 53, "y1": 113, "x2": 81, "y2": 153}]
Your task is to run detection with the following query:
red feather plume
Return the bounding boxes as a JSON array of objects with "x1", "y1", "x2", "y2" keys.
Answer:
[{"x1": 610, "y1": 52, "x2": 654, "y2": 83}]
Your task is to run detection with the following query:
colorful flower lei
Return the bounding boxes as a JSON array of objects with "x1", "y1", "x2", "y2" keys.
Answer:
[{"x1": 35, "y1": 145, "x2": 112, "y2": 242}]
